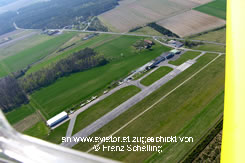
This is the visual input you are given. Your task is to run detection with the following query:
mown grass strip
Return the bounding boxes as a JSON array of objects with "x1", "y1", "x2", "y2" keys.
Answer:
[{"x1": 140, "y1": 66, "x2": 173, "y2": 86}]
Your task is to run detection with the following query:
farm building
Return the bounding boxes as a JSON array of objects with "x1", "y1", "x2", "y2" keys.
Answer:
[
  {"x1": 168, "y1": 40, "x2": 183, "y2": 48},
  {"x1": 46, "y1": 111, "x2": 68, "y2": 127}
]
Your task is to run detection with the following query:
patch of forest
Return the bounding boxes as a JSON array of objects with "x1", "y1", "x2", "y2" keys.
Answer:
[
  {"x1": 0, "y1": 0, "x2": 119, "y2": 35},
  {"x1": 0, "y1": 48, "x2": 108, "y2": 112}
]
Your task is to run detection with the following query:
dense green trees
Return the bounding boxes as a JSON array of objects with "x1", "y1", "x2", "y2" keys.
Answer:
[
  {"x1": 0, "y1": 76, "x2": 28, "y2": 112},
  {"x1": 15, "y1": 0, "x2": 118, "y2": 29},
  {"x1": 0, "y1": 0, "x2": 118, "y2": 35}
]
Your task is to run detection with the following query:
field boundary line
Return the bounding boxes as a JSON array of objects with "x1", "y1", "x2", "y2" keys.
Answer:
[{"x1": 87, "y1": 54, "x2": 222, "y2": 153}]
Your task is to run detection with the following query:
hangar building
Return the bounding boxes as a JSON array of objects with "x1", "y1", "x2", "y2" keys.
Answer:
[{"x1": 46, "y1": 111, "x2": 68, "y2": 127}]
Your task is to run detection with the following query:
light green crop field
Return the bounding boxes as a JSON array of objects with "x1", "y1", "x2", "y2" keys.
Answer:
[
  {"x1": 23, "y1": 120, "x2": 69, "y2": 144},
  {"x1": 0, "y1": 32, "x2": 76, "y2": 77},
  {"x1": 140, "y1": 66, "x2": 173, "y2": 86},
  {"x1": 23, "y1": 121, "x2": 49, "y2": 139},
  {"x1": 169, "y1": 51, "x2": 201, "y2": 66},
  {"x1": 195, "y1": 0, "x2": 227, "y2": 20},
  {"x1": 26, "y1": 34, "x2": 115, "y2": 74},
  {"x1": 192, "y1": 44, "x2": 226, "y2": 53},
  {"x1": 0, "y1": 33, "x2": 51, "y2": 60},
  {"x1": 190, "y1": 27, "x2": 226, "y2": 44},
  {"x1": 73, "y1": 53, "x2": 225, "y2": 163},
  {"x1": 73, "y1": 85, "x2": 141, "y2": 135},
  {"x1": 29, "y1": 35, "x2": 170, "y2": 119},
  {"x1": 6, "y1": 104, "x2": 35, "y2": 125}
]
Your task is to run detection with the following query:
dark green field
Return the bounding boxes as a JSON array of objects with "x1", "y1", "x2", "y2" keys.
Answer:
[
  {"x1": 73, "y1": 53, "x2": 224, "y2": 162},
  {"x1": 195, "y1": 0, "x2": 227, "y2": 20},
  {"x1": 73, "y1": 85, "x2": 141, "y2": 135},
  {"x1": 28, "y1": 36, "x2": 170, "y2": 119},
  {"x1": 140, "y1": 66, "x2": 173, "y2": 86},
  {"x1": 169, "y1": 51, "x2": 201, "y2": 66}
]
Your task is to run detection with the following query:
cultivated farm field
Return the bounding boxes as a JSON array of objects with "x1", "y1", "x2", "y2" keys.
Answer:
[
  {"x1": 157, "y1": 10, "x2": 226, "y2": 37},
  {"x1": 99, "y1": 0, "x2": 212, "y2": 32}
]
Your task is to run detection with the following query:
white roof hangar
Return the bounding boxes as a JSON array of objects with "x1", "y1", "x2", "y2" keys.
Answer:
[{"x1": 46, "y1": 111, "x2": 68, "y2": 127}]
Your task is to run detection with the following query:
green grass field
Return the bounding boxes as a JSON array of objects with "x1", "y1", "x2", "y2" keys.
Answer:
[
  {"x1": 140, "y1": 66, "x2": 173, "y2": 86},
  {"x1": 190, "y1": 28, "x2": 226, "y2": 44},
  {"x1": 23, "y1": 121, "x2": 49, "y2": 139},
  {"x1": 192, "y1": 44, "x2": 226, "y2": 53},
  {"x1": 195, "y1": 0, "x2": 226, "y2": 19},
  {"x1": 6, "y1": 104, "x2": 35, "y2": 125},
  {"x1": 26, "y1": 36, "x2": 170, "y2": 119},
  {"x1": 44, "y1": 120, "x2": 70, "y2": 144},
  {"x1": 23, "y1": 120, "x2": 69, "y2": 144},
  {"x1": 169, "y1": 51, "x2": 201, "y2": 66},
  {"x1": 0, "y1": 32, "x2": 76, "y2": 77},
  {"x1": 146, "y1": 91, "x2": 224, "y2": 163},
  {"x1": 73, "y1": 53, "x2": 224, "y2": 162},
  {"x1": 73, "y1": 85, "x2": 141, "y2": 135}
]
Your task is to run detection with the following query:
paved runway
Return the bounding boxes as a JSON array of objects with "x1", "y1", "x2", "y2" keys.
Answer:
[{"x1": 61, "y1": 60, "x2": 194, "y2": 148}]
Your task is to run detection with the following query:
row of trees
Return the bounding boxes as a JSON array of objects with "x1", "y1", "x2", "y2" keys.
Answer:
[
  {"x1": 0, "y1": 76, "x2": 28, "y2": 112},
  {"x1": 20, "y1": 48, "x2": 108, "y2": 93},
  {"x1": 147, "y1": 23, "x2": 179, "y2": 38}
]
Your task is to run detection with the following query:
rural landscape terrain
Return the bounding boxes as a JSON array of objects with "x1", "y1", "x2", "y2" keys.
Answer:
[{"x1": 0, "y1": 0, "x2": 226, "y2": 162}]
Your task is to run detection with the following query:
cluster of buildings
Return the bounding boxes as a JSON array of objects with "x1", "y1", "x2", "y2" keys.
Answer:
[
  {"x1": 144, "y1": 40, "x2": 154, "y2": 49},
  {"x1": 147, "y1": 49, "x2": 181, "y2": 69}
]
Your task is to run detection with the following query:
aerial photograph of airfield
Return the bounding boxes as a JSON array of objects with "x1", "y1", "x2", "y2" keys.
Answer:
[{"x1": 0, "y1": 0, "x2": 226, "y2": 162}]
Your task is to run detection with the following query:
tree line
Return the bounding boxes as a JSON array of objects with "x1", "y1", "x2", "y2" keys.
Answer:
[
  {"x1": 0, "y1": 48, "x2": 108, "y2": 112},
  {"x1": 147, "y1": 23, "x2": 179, "y2": 38},
  {"x1": 0, "y1": 76, "x2": 28, "y2": 112}
]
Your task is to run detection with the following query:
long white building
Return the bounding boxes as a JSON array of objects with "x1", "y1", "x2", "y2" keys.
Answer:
[{"x1": 46, "y1": 111, "x2": 68, "y2": 127}]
